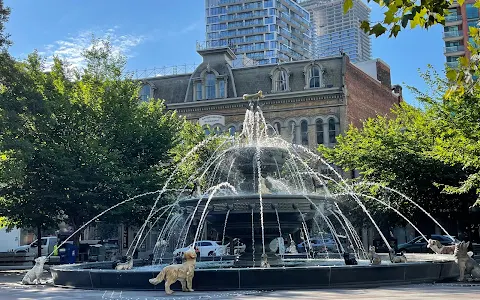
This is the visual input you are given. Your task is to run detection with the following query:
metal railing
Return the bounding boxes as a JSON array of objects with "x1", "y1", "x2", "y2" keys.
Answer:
[
  {"x1": 443, "y1": 30, "x2": 463, "y2": 38},
  {"x1": 445, "y1": 15, "x2": 462, "y2": 22},
  {"x1": 444, "y1": 45, "x2": 465, "y2": 53},
  {"x1": 446, "y1": 61, "x2": 459, "y2": 68},
  {"x1": 128, "y1": 64, "x2": 198, "y2": 79}
]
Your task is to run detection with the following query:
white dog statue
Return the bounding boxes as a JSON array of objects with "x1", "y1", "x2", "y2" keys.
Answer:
[
  {"x1": 115, "y1": 256, "x2": 133, "y2": 270},
  {"x1": 368, "y1": 246, "x2": 381, "y2": 265},
  {"x1": 22, "y1": 256, "x2": 47, "y2": 285}
]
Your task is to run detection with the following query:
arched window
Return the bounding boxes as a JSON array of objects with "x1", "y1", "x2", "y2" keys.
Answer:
[
  {"x1": 316, "y1": 119, "x2": 324, "y2": 145},
  {"x1": 273, "y1": 122, "x2": 282, "y2": 135},
  {"x1": 228, "y1": 126, "x2": 236, "y2": 136},
  {"x1": 309, "y1": 66, "x2": 322, "y2": 88},
  {"x1": 300, "y1": 120, "x2": 309, "y2": 146},
  {"x1": 194, "y1": 68, "x2": 228, "y2": 101},
  {"x1": 328, "y1": 118, "x2": 337, "y2": 144},
  {"x1": 271, "y1": 68, "x2": 289, "y2": 92},
  {"x1": 304, "y1": 64, "x2": 324, "y2": 89},
  {"x1": 289, "y1": 121, "x2": 296, "y2": 144},
  {"x1": 140, "y1": 84, "x2": 151, "y2": 101},
  {"x1": 206, "y1": 73, "x2": 216, "y2": 99},
  {"x1": 204, "y1": 126, "x2": 211, "y2": 136},
  {"x1": 213, "y1": 125, "x2": 223, "y2": 135}
]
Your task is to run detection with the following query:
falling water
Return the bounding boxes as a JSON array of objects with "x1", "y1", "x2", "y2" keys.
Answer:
[
  {"x1": 358, "y1": 182, "x2": 453, "y2": 238},
  {"x1": 274, "y1": 208, "x2": 282, "y2": 238},
  {"x1": 251, "y1": 208, "x2": 255, "y2": 267},
  {"x1": 221, "y1": 209, "x2": 231, "y2": 253}
]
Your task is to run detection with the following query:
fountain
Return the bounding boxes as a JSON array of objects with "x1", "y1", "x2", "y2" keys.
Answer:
[{"x1": 50, "y1": 91, "x2": 459, "y2": 291}]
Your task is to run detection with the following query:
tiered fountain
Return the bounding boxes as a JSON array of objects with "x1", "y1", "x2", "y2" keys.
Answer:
[{"x1": 51, "y1": 91, "x2": 459, "y2": 291}]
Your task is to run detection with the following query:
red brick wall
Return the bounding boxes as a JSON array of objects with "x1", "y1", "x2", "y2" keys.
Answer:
[{"x1": 345, "y1": 61, "x2": 401, "y2": 128}]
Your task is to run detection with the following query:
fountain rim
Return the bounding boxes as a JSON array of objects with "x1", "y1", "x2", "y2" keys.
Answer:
[{"x1": 178, "y1": 193, "x2": 337, "y2": 205}]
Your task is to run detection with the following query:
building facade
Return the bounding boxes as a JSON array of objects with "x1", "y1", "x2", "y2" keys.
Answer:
[
  {"x1": 139, "y1": 47, "x2": 401, "y2": 154},
  {"x1": 444, "y1": 0, "x2": 480, "y2": 68},
  {"x1": 204, "y1": 0, "x2": 313, "y2": 65},
  {"x1": 298, "y1": 0, "x2": 372, "y2": 63}
]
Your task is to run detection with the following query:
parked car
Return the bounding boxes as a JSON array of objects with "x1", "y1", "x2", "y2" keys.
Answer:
[
  {"x1": 173, "y1": 240, "x2": 228, "y2": 257},
  {"x1": 297, "y1": 238, "x2": 338, "y2": 253},
  {"x1": 397, "y1": 235, "x2": 459, "y2": 254},
  {"x1": 14, "y1": 236, "x2": 58, "y2": 257}
]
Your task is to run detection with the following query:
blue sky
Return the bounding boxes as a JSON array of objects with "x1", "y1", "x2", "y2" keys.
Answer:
[{"x1": 4, "y1": 0, "x2": 445, "y2": 105}]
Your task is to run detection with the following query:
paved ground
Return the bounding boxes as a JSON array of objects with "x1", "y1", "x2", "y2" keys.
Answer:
[{"x1": 0, "y1": 271, "x2": 479, "y2": 300}]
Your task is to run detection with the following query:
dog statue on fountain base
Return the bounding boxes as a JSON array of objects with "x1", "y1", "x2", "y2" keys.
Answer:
[{"x1": 455, "y1": 241, "x2": 480, "y2": 281}]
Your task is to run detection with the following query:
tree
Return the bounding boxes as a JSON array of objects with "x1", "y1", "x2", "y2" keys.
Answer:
[
  {"x1": 0, "y1": 37, "x2": 206, "y2": 253},
  {"x1": 319, "y1": 102, "x2": 475, "y2": 231},
  {"x1": 0, "y1": 0, "x2": 11, "y2": 50},
  {"x1": 343, "y1": 0, "x2": 479, "y2": 38}
]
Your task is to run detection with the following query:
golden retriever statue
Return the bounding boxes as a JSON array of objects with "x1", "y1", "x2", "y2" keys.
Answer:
[
  {"x1": 149, "y1": 249, "x2": 196, "y2": 294},
  {"x1": 368, "y1": 246, "x2": 381, "y2": 265},
  {"x1": 454, "y1": 241, "x2": 480, "y2": 281},
  {"x1": 427, "y1": 239, "x2": 456, "y2": 254}
]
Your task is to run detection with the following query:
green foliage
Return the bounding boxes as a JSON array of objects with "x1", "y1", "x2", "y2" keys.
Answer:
[
  {"x1": 319, "y1": 101, "x2": 475, "y2": 227},
  {"x1": 344, "y1": 0, "x2": 480, "y2": 38},
  {"x1": 0, "y1": 38, "x2": 206, "y2": 240},
  {"x1": 0, "y1": 0, "x2": 10, "y2": 50}
]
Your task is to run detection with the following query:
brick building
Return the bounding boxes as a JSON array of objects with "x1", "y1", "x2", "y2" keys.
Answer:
[{"x1": 140, "y1": 47, "x2": 402, "y2": 151}]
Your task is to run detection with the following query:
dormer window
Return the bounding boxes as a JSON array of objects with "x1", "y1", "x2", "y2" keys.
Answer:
[
  {"x1": 271, "y1": 67, "x2": 290, "y2": 93},
  {"x1": 205, "y1": 73, "x2": 216, "y2": 99},
  {"x1": 193, "y1": 67, "x2": 228, "y2": 101},
  {"x1": 304, "y1": 63, "x2": 325, "y2": 89},
  {"x1": 140, "y1": 84, "x2": 153, "y2": 101}
]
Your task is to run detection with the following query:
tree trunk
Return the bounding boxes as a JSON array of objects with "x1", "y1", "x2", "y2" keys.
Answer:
[{"x1": 37, "y1": 225, "x2": 42, "y2": 258}]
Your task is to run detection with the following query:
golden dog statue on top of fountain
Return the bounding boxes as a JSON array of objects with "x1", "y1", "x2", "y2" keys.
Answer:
[
  {"x1": 149, "y1": 249, "x2": 197, "y2": 295},
  {"x1": 242, "y1": 90, "x2": 264, "y2": 100}
]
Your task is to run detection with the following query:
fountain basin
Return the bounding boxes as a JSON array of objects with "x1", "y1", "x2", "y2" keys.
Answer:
[
  {"x1": 51, "y1": 260, "x2": 459, "y2": 291},
  {"x1": 179, "y1": 194, "x2": 334, "y2": 241}
]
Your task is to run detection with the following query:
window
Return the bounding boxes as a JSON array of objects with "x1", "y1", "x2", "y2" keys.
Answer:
[
  {"x1": 273, "y1": 122, "x2": 281, "y2": 135},
  {"x1": 219, "y1": 80, "x2": 225, "y2": 98},
  {"x1": 328, "y1": 118, "x2": 337, "y2": 144},
  {"x1": 309, "y1": 66, "x2": 322, "y2": 88},
  {"x1": 229, "y1": 126, "x2": 236, "y2": 136},
  {"x1": 196, "y1": 82, "x2": 203, "y2": 100},
  {"x1": 305, "y1": 64, "x2": 324, "y2": 89},
  {"x1": 272, "y1": 68, "x2": 289, "y2": 92},
  {"x1": 206, "y1": 73, "x2": 216, "y2": 99},
  {"x1": 316, "y1": 119, "x2": 324, "y2": 145},
  {"x1": 140, "y1": 84, "x2": 151, "y2": 101},
  {"x1": 204, "y1": 126, "x2": 210, "y2": 136},
  {"x1": 213, "y1": 126, "x2": 223, "y2": 135},
  {"x1": 289, "y1": 121, "x2": 296, "y2": 144},
  {"x1": 466, "y1": 4, "x2": 479, "y2": 19},
  {"x1": 300, "y1": 120, "x2": 308, "y2": 146}
]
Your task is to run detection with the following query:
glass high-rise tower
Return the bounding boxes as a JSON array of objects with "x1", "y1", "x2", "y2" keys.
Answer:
[
  {"x1": 443, "y1": 0, "x2": 479, "y2": 68},
  {"x1": 298, "y1": 0, "x2": 372, "y2": 63},
  {"x1": 204, "y1": 0, "x2": 313, "y2": 65}
]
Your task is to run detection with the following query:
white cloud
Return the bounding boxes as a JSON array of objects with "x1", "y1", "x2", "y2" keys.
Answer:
[{"x1": 41, "y1": 28, "x2": 145, "y2": 70}]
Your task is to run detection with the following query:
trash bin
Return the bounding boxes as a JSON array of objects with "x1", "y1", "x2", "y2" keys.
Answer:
[{"x1": 59, "y1": 243, "x2": 78, "y2": 264}]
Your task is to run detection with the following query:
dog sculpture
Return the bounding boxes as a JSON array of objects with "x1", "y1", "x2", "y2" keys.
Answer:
[
  {"x1": 343, "y1": 252, "x2": 358, "y2": 265},
  {"x1": 427, "y1": 239, "x2": 456, "y2": 254},
  {"x1": 22, "y1": 256, "x2": 47, "y2": 285},
  {"x1": 388, "y1": 248, "x2": 407, "y2": 263},
  {"x1": 368, "y1": 246, "x2": 381, "y2": 265},
  {"x1": 260, "y1": 253, "x2": 271, "y2": 268},
  {"x1": 114, "y1": 256, "x2": 133, "y2": 270},
  {"x1": 454, "y1": 241, "x2": 480, "y2": 281},
  {"x1": 149, "y1": 249, "x2": 196, "y2": 295}
]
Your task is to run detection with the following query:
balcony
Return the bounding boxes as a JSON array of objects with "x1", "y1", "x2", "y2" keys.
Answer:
[
  {"x1": 446, "y1": 61, "x2": 459, "y2": 68},
  {"x1": 444, "y1": 45, "x2": 465, "y2": 56},
  {"x1": 445, "y1": 14, "x2": 462, "y2": 25},
  {"x1": 443, "y1": 30, "x2": 464, "y2": 41}
]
